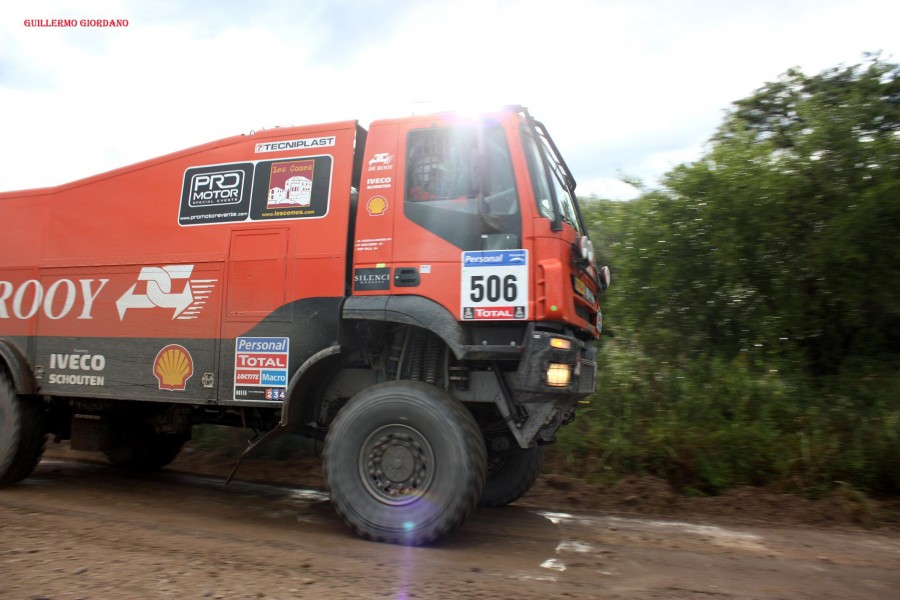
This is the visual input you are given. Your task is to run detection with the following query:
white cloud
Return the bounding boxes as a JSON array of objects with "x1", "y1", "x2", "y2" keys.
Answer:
[
  {"x1": 0, "y1": 0, "x2": 897, "y2": 195},
  {"x1": 577, "y1": 177, "x2": 641, "y2": 201}
]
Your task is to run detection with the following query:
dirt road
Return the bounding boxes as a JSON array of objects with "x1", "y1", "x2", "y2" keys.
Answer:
[{"x1": 2, "y1": 456, "x2": 899, "y2": 599}]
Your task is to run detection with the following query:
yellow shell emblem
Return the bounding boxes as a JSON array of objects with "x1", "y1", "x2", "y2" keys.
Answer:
[
  {"x1": 366, "y1": 195, "x2": 388, "y2": 216},
  {"x1": 153, "y1": 344, "x2": 194, "y2": 391}
]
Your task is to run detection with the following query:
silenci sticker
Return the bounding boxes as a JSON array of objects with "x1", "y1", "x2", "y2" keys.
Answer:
[
  {"x1": 179, "y1": 162, "x2": 253, "y2": 226},
  {"x1": 354, "y1": 267, "x2": 391, "y2": 291}
]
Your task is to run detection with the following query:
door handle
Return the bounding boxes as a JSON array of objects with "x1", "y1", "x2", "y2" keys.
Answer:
[{"x1": 393, "y1": 267, "x2": 420, "y2": 287}]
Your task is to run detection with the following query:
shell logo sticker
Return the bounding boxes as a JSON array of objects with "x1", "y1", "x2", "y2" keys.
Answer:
[
  {"x1": 153, "y1": 344, "x2": 194, "y2": 391},
  {"x1": 366, "y1": 195, "x2": 388, "y2": 216}
]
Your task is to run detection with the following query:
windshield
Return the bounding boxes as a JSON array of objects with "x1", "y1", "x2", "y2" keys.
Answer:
[
  {"x1": 520, "y1": 123, "x2": 584, "y2": 235},
  {"x1": 404, "y1": 123, "x2": 521, "y2": 250}
]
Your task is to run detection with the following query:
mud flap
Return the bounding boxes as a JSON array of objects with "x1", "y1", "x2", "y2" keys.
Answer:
[{"x1": 224, "y1": 425, "x2": 290, "y2": 486}]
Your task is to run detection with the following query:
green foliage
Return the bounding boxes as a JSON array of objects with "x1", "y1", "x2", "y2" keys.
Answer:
[
  {"x1": 568, "y1": 55, "x2": 900, "y2": 495},
  {"x1": 553, "y1": 342, "x2": 900, "y2": 495}
]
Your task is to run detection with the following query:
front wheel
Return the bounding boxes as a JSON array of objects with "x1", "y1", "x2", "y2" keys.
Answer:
[
  {"x1": 479, "y1": 445, "x2": 543, "y2": 507},
  {"x1": 324, "y1": 381, "x2": 486, "y2": 545}
]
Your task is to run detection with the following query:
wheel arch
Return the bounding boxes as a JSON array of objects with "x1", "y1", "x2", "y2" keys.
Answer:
[
  {"x1": 0, "y1": 338, "x2": 36, "y2": 395},
  {"x1": 280, "y1": 344, "x2": 343, "y2": 427},
  {"x1": 343, "y1": 295, "x2": 468, "y2": 360}
]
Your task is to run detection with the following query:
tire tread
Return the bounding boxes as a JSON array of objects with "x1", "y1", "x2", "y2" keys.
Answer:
[
  {"x1": 324, "y1": 381, "x2": 486, "y2": 545},
  {"x1": 0, "y1": 370, "x2": 46, "y2": 487}
]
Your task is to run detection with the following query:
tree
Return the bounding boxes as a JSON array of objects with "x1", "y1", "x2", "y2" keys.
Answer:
[
  {"x1": 600, "y1": 55, "x2": 900, "y2": 375},
  {"x1": 569, "y1": 57, "x2": 900, "y2": 494}
]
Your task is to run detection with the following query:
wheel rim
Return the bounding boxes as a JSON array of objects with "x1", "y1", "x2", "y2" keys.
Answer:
[
  {"x1": 486, "y1": 454, "x2": 508, "y2": 478},
  {"x1": 359, "y1": 424, "x2": 435, "y2": 506}
]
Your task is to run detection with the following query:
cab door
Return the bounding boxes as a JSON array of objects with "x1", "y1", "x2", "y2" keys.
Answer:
[{"x1": 390, "y1": 118, "x2": 525, "y2": 322}]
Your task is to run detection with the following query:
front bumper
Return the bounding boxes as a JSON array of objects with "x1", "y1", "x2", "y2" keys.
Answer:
[{"x1": 512, "y1": 326, "x2": 597, "y2": 404}]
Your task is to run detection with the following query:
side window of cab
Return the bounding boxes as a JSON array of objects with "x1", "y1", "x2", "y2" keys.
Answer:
[{"x1": 404, "y1": 125, "x2": 521, "y2": 250}]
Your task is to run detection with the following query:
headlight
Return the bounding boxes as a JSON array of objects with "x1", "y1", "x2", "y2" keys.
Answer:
[
  {"x1": 575, "y1": 236, "x2": 594, "y2": 264},
  {"x1": 546, "y1": 363, "x2": 571, "y2": 387}
]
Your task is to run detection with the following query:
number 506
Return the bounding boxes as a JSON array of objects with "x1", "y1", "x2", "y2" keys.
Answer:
[{"x1": 469, "y1": 275, "x2": 517, "y2": 302}]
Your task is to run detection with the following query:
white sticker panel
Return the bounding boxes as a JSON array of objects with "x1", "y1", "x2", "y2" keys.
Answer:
[{"x1": 461, "y1": 250, "x2": 529, "y2": 321}]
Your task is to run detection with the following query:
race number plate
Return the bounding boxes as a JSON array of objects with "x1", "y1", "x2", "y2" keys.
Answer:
[{"x1": 460, "y1": 250, "x2": 529, "y2": 320}]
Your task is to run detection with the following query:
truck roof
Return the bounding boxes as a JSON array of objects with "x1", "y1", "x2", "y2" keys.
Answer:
[{"x1": 0, "y1": 120, "x2": 360, "y2": 199}]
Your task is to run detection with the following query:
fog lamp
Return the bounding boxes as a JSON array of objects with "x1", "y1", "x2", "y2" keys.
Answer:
[
  {"x1": 546, "y1": 363, "x2": 571, "y2": 387},
  {"x1": 550, "y1": 337, "x2": 572, "y2": 350}
]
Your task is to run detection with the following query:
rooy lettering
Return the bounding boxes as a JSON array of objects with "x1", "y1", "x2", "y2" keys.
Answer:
[{"x1": 0, "y1": 278, "x2": 109, "y2": 320}]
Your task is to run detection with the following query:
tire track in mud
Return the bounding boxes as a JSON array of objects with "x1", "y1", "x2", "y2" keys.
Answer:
[{"x1": 2, "y1": 458, "x2": 899, "y2": 600}]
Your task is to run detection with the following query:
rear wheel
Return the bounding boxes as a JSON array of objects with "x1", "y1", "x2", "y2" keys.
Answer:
[
  {"x1": 479, "y1": 445, "x2": 543, "y2": 507},
  {"x1": 104, "y1": 428, "x2": 189, "y2": 471},
  {"x1": 324, "y1": 381, "x2": 486, "y2": 545},
  {"x1": 0, "y1": 370, "x2": 45, "y2": 487}
]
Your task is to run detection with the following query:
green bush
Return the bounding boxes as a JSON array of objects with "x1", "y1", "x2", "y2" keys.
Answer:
[{"x1": 551, "y1": 340, "x2": 900, "y2": 495}]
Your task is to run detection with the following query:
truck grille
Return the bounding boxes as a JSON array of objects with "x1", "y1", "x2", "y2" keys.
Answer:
[{"x1": 578, "y1": 360, "x2": 596, "y2": 393}]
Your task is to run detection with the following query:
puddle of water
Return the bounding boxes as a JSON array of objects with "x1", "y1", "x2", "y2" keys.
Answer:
[
  {"x1": 540, "y1": 557, "x2": 566, "y2": 572},
  {"x1": 537, "y1": 510, "x2": 770, "y2": 553},
  {"x1": 557, "y1": 540, "x2": 596, "y2": 554},
  {"x1": 510, "y1": 571, "x2": 558, "y2": 582}
]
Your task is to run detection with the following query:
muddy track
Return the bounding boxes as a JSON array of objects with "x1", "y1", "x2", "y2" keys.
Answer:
[{"x1": 1, "y1": 458, "x2": 899, "y2": 599}]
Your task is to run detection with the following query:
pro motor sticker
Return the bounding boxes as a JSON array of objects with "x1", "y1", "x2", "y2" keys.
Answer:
[
  {"x1": 461, "y1": 250, "x2": 529, "y2": 320},
  {"x1": 179, "y1": 156, "x2": 333, "y2": 226},
  {"x1": 233, "y1": 336, "x2": 289, "y2": 402},
  {"x1": 179, "y1": 162, "x2": 254, "y2": 226}
]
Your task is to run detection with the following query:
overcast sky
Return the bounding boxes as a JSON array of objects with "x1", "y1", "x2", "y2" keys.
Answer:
[{"x1": 1, "y1": 0, "x2": 898, "y2": 199}]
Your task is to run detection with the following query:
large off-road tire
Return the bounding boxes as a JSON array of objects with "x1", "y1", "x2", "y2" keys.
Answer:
[
  {"x1": 324, "y1": 381, "x2": 487, "y2": 545},
  {"x1": 479, "y1": 445, "x2": 543, "y2": 507},
  {"x1": 104, "y1": 430, "x2": 190, "y2": 471},
  {"x1": 0, "y1": 370, "x2": 46, "y2": 487}
]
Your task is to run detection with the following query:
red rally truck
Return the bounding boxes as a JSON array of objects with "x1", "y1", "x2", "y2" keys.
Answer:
[{"x1": 0, "y1": 106, "x2": 609, "y2": 545}]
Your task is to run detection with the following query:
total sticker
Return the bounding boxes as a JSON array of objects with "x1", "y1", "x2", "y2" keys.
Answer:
[
  {"x1": 460, "y1": 250, "x2": 528, "y2": 320},
  {"x1": 233, "y1": 336, "x2": 289, "y2": 402}
]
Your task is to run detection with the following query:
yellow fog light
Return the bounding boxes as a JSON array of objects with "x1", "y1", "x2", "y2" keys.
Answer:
[
  {"x1": 550, "y1": 337, "x2": 572, "y2": 350},
  {"x1": 546, "y1": 363, "x2": 571, "y2": 387}
]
